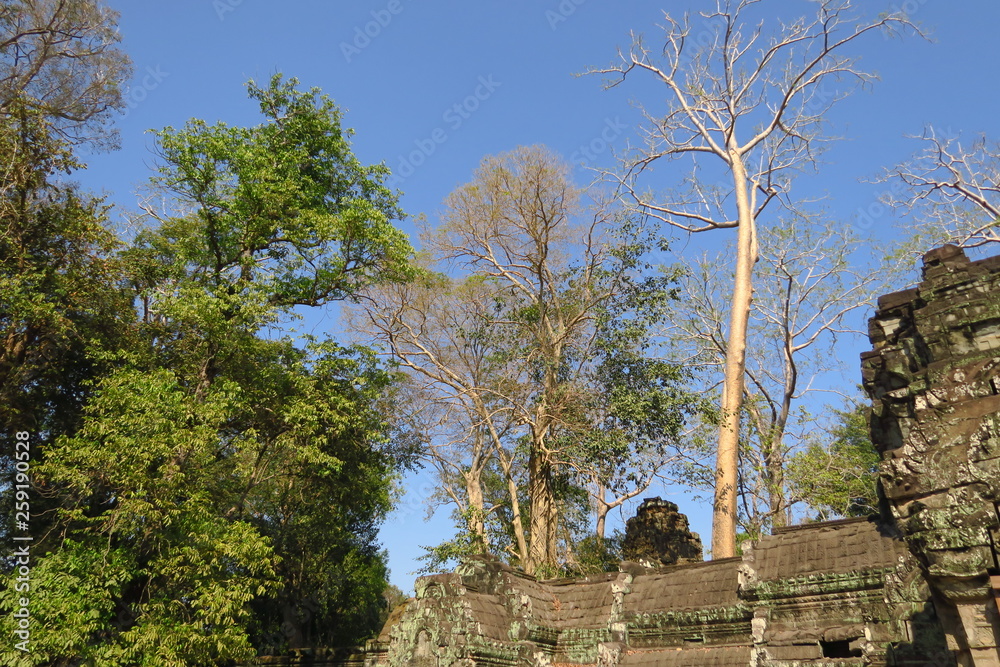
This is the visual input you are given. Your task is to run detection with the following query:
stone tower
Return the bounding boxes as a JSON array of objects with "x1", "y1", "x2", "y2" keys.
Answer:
[
  {"x1": 862, "y1": 245, "x2": 1000, "y2": 665},
  {"x1": 620, "y1": 497, "x2": 703, "y2": 567}
]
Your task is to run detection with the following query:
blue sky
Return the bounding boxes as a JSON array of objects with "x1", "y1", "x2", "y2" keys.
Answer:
[{"x1": 77, "y1": 0, "x2": 1000, "y2": 593}]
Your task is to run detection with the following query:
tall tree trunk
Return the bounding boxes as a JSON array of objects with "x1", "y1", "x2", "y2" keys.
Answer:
[
  {"x1": 487, "y1": 415, "x2": 530, "y2": 566},
  {"x1": 711, "y1": 153, "x2": 758, "y2": 559},
  {"x1": 547, "y1": 477, "x2": 559, "y2": 567},
  {"x1": 505, "y1": 466, "x2": 529, "y2": 565},
  {"x1": 526, "y1": 443, "x2": 555, "y2": 575},
  {"x1": 526, "y1": 336, "x2": 560, "y2": 574},
  {"x1": 595, "y1": 485, "x2": 609, "y2": 540},
  {"x1": 465, "y1": 470, "x2": 488, "y2": 550},
  {"x1": 768, "y1": 322, "x2": 798, "y2": 530},
  {"x1": 764, "y1": 435, "x2": 786, "y2": 529}
]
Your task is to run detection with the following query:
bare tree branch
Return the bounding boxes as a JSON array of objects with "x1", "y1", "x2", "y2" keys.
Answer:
[
  {"x1": 879, "y1": 127, "x2": 1000, "y2": 251},
  {"x1": 589, "y1": 0, "x2": 918, "y2": 557}
]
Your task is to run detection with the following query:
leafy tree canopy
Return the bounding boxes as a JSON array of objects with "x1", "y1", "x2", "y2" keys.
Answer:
[
  {"x1": 136, "y1": 74, "x2": 413, "y2": 313},
  {"x1": 787, "y1": 401, "x2": 881, "y2": 521},
  {"x1": 1, "y1": 73, "x2": 417, "y2": 665}
]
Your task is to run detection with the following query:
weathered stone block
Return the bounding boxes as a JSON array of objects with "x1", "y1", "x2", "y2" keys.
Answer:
[
  {"x1": 863, "y1": 245, "x2": 1000, "y2": 665},
  {"x1": 621, "y1": 497, "x2": 703, "y2": 567}
]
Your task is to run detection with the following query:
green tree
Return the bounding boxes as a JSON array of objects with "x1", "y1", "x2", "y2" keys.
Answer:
[
  {"x1": 787, "y1": 401, "x2": 880, "y2": 520},
  {"x1": 0, "y1": 0, "x2": 132, "y2": 463},
  {"x1": 141, "y1": 74, "x2": 412, "y2": 312},
  {"x1": 28, "y1": 370, "x2": 278, "y2": 666},
  {"x1": 0, "y1": 105, "x2": 130, "y2": 439},
  {"x1": 0, "y1": 0, "x2": 134, "y2": 599},
  {"x1": 129, "y1": 74, "x2": 415, "y2": 654},
  {"x1": 1, "y1": 75, "x2": 416, "y2": 665},
  {"x1": 569, "y1": 249, "x2": 701, "y2": 542}
]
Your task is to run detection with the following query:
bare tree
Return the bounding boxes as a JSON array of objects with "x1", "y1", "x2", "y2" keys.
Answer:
[
  {"x1": 350, "y1": 273, "x2": 529, "y2": 561},
  {"x1": 0, "y1": 0, "x2": 131, "y2": 149},
  {"x1": 580, "y1": 451, "x2": 678, "y2": 541},
  {"x1": 664, "y1": 218, "x2": 894, "y2": 539},
  {"x1": 426, "y1": 146, "x2": 624, "y2": 574},
  {"x1": 352, "y1": 146, "x2": 694, "y2": 575},
  {"x1": 881, "y1": 128, "x2": 1000, "y2": 251},
  {"x1": 590, "y1": 0, "x2": 914, "y2": 557}
]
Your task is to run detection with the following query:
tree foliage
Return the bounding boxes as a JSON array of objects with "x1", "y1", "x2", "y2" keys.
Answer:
[
  {"x1": 0, "y1": 0, "x2": 134, "y2": 574},
  {"x1": 353, "y1": 146, "x2": 699, "y2": 576},
  {"x1": 1, "y1": 73, "x2": 415, "y2": 665},
  {"x1": 787, "y1": 401, "x2": 880, "y2": 521},
  {"x1": 0, "y1": 0, "x2": 132, "y2": 148},
  {"x1": 141, "y1": 74, "x2": 413, "y2": 311}
]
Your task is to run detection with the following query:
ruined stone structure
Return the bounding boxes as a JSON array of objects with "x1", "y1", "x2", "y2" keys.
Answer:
[
  {"x1": 253, "y1": 246, "x2": 1000, "y2": 666},
  {"x1": 862, "y1": 245, "x2": 1000, "y2": 664},
  {"x1": 621, "y1": 497, "x2": 703, "y2": 568},
  {"x1": 360, "y1": 517, "x2": 948, "y2": 665}
]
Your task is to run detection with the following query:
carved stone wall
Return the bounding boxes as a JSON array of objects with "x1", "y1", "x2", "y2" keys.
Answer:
[
  {"x1": 362, "y1": 518, "x2": 924, "y2": 666},
  {"x1": 862, "y1": 245, "x2": 1000, "y2": 666}
]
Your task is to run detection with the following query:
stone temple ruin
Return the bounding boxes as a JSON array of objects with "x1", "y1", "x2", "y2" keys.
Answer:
[
  {"x1": 862, "y1": 244, "x2": 1000, "y2": 664},
  {"x1": 620, "y1": 498, "x2": 703, "y2": 569},
  {"x1": 258, "y1": 246, "x2": 1000, "y2": 666}
]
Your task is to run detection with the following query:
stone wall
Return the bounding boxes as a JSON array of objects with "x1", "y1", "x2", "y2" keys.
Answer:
[{"x1": 363, "y1": 518, "x2": 924, "y2": 666}]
